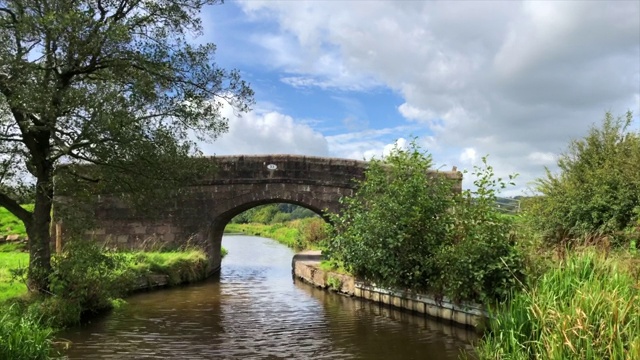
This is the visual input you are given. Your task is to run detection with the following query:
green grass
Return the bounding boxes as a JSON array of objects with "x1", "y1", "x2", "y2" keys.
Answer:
[
  {"x1": 0, "y1": 244, "x2": 29, "y2": 302},
  {"x1": 0, "y1": 304, "x2": 54, "y2": 360},
  {"x1": 0, "y1": 245, "x2": 225, "y2": 304},
  {"x1": 122, "y1": 249, "x2": 212, "y2": 285},
  {"x1": 476, "y1": 250, "x2": 640, "y2": 360},
  {"x1": 0, "y1": 244, "x2": 219, "y2": 359},
  {"x1": 0, "y1": 205, "x2": 32, "y2": 237},
  {"x1": 225, "y1": 222, "x2": 299, "y2": 247},
  {"x1": 319, "y1": 260, "x2": 350, "y2": 275}
]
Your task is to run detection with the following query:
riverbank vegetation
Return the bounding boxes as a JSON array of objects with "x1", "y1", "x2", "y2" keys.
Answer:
[
  {"x1": 476, "y1": 250, "x2": 639, "y2": 359},
  {"x1": 0, "y1": 238, "x2": 222, "y2": 359},
  {"x1": 219, "y1": 113, "x2": 640, "y2": 359},
  {"x1": 325, "y1": 140, "x2": 522, "y2": 304},
  {"x1": 225, "y1": 216, "x2": 329, "y2": 250},
  {"x1": 473, "y1": 111, "x2": 640, "y2": 359}
]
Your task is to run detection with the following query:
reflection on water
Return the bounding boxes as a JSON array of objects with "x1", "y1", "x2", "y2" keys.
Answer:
[{"x1": 59, "y1": 236, "x2": 476, "y2": 359}]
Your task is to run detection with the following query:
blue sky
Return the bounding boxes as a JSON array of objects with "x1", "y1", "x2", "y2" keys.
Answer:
[{"x1": 194, "y1": 1, "x2": 640, "y2": 195}]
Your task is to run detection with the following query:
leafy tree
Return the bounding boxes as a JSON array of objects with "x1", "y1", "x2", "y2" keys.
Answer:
[
  {"x1": 326, "y1": 141, "x2": 456, "y2": 290},
  {"x1": 531, "y1": 111, "x2": 640, "y2": 245},
  {"x1": 0, "y1": 0, "x2": 253, "y2": 291},
  {"x1": 326, "y1": 143, "x2": 523, "y2": 303}
]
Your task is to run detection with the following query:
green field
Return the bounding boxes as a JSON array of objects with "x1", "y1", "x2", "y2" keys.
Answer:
[
  {"x1": 225, "y1": 222, "x2": 299, "y2": 247},
  {"x1": 0, "y1": 244, "x2": 29, "y2": 302},
  {"x1": 0, "y1": 205, "x2": 31, "y2": 237}
]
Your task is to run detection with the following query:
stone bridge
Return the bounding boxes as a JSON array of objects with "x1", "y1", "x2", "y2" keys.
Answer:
[{"x1": 56, "y1": 155, "x2": 461, "y2": 273}]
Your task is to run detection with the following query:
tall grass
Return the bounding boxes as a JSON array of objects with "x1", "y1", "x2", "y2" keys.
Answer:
[
  {"x1": 0, "y1": 304, "x2": 55, "y2": 360},
  {"x1": 476, "y1": 250, "x2": 640, "y2": 359}
]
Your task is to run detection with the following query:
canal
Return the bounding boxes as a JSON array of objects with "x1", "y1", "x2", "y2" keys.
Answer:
[{"x1": 60, "y1": 235, "x2": 477, "y2": 359}]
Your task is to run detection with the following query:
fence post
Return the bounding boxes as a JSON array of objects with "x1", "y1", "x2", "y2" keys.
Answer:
[{"x1": 55, "y1": 222, "x2": 63, "y2": 254}]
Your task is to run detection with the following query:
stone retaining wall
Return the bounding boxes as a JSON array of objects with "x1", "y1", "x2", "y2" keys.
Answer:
[{"x1": 292, "y1": 255, "x2": 488, "y2": 329}]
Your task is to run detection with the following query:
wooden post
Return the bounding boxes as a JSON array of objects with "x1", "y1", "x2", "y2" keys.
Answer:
[{"x1": 55, "y1": 222, "x2": 62, "y2": 255}]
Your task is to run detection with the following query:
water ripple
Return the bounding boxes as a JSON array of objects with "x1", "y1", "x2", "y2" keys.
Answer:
[{"x1": 59, "y1": 236, "x2": 475, "y2": 359}]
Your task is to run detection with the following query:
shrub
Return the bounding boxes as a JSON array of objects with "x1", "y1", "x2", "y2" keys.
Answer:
[
  {"x1": 326, "y1": 141, "x2": 455, "y2": 291},
  {"x1": 326, "y1": 142, "x2": 524, "y2": 303},
  {"x1": 295, "y1": 217, "x2": 329, "y2": 249},
  {"x1": 532, "y1": 111, "x2": 640, "y2": 246},
  {"x1": 45, "y1": 240, "x2": 136, "y2": 326},
  {"x1": 270, "y1": 212, "x2": 292, "y2": 224},
  {"x1": 433, "y1": 158, "x2": 524, "y2": 303}
]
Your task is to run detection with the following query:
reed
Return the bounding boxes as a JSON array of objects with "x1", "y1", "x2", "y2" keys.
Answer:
[
  {"x1": 0, "y1": 304, "x2": 55, "y2": 360},
  {"x1": 476, "y1": 250, "x2": 640, "y2": 359}
]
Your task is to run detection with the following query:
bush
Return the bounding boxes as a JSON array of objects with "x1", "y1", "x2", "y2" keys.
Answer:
[
  {"x1": 532, "y1": 111, "x2": 640, "y2": 246},
  {"x1": 326, "y1": 141, "x2": 455, "y2": 291},
  {"x1": 270, "y1": 212, "x2": 292, "y2": 224},
  {"x1": 295, "y1": 217, "x2": 329, "y2": 249},
  {"x1": 45, "y1": 240, "x2": 136, "y2": 326},
  {"x1": 326, "y1": 142, "x2": 524, "y2": 303},
  {"x1": 433, "y1": 158, "x2": 524, "y2": 303}
]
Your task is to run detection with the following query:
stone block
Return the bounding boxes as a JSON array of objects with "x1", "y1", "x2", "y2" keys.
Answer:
[
  {"x1": 452, "y1": 311, "x2": 467, "y2": 325},
  {"x1": 5, "y1": 234, "x2": 20, "y2": 242},
  {"x1": 441, "y1": 308, "x2": 453, "y2": 321},
  {"x1": 362, "y1": 289, "x2": 370, "y2": 300},
  {"x1": 117, "y1": 235, "x2": 129, "y2": 244},
  {"x1": 163, "y1": 233, "x2": 175, "y2": 242},
  {"x1": 426, "y1": 304, "x2": 439, "y2": 317},
  {"x1": 132, "y1": 224, "x2": 147, "y2": 234},
  {"x1": 401, "y1": 298, "x2": 411, "y2": 310},
  {"x1": 381, "y1": 294, "x2": 390, "y2": 305},
  {"x1": 154, "y1": 225, "x2": 171, "y2": 234}
]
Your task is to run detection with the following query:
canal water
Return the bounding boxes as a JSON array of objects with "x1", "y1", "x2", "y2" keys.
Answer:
[{"x1": 59, "y1": 235, "x2": 477, "y2": 359}]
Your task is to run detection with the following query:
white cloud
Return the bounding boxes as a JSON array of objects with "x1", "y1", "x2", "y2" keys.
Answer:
[
  {"x1": 234, "y1": 0, "x2": 639, "y2": 193},
  {"x1": 201, "y1": 103, "x2": 421, "y2": 165},
  {"x1": 459, "y1": 148, "x2": 477, "y2": 165},
  {"x1": 528, "y1": 152, "x2": 556, "y2": 166},
  {"x1": 201, "y1": 104, "x2": 329, "y2": 157}
]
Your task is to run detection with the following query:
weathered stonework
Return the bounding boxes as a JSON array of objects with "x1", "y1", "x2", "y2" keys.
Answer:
[
  {"x1": 55, "y1": 155, "x2": 462, "y2": 273},
  {"x1": 292, "y1": 252, "x2": 488, "y2": 329}
]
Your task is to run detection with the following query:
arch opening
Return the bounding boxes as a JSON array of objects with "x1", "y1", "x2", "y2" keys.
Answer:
[{"x1": 207, "y1": 200, "x2": 331, "y2": 273}]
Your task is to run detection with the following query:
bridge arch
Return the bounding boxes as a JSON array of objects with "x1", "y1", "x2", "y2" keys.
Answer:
[{"x1": 57, "y1": 155, "x2": 461, "y2": 274}]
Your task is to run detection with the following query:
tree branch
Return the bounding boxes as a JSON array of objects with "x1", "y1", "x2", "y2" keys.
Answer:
[{"x1": 0, "y1": 191, "x2": 32, "y2": 225}]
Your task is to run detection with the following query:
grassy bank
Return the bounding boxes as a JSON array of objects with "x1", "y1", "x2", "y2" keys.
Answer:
[
  {"x1": 475, "y1": 250, "x2": 640, "y2": 359},
  {"x1": 0, "y1": 244, "x2": 28, "y2": 302},
  {"x1": 224, "y1": 217, "x2": 328, "y2": 250},
  {"x1": 225, "y1": 222, "x2": 298, "y2": 247},
  {"x1": 0, "y1": 241, "x2": 226, "y2": 359}
]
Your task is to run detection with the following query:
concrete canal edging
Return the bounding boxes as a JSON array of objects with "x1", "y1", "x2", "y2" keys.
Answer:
[{"x1": 292, "y1": 251, "x2": 489, "y2": 329}]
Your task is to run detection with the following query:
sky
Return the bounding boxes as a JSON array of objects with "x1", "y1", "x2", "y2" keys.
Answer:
[{"x1": 196, "y1": 0, "x2": 640, "y2": 196}]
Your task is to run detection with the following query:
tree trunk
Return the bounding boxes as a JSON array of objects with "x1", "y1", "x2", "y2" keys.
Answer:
[{"x1": 27, "y1": 175, "x2": 54, "y2": 293}]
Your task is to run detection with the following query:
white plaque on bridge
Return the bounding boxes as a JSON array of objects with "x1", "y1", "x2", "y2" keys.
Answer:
[{"x1": 266, "y1": 164, "x2": 278, "y2": 170}]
